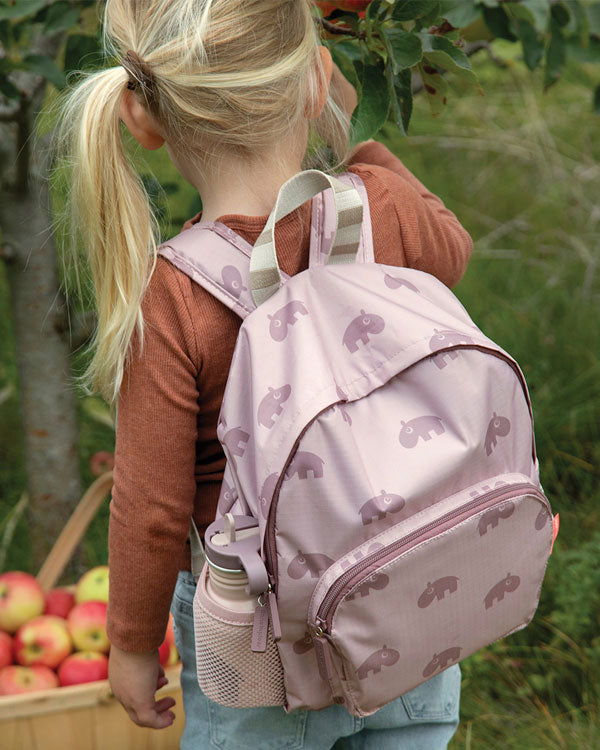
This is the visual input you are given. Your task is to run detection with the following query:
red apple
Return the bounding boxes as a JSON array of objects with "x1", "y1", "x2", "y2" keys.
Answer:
[
  {"x1": 75, "y1": 565, "x2": 109, "y2": 604},
  {"x1": 0, "y1": 664, "x2": 59, "y2": 695},
  {"x1": 0, "y1": 571, "x2": 46, "y2": 633},
  {"x1": 44, "y1": 587, "x2": 76, "y2": 619},
  {"x1": 67, "y1": 601, "x2": 110, "y2": 653},
  {"x1": 90, "y1": 451, "x2": 114, "y2": 477},
  {"x1": 316, "y1": 1, "x2": 338, "y2": 16},
  {"x1": 332, "y1": 1, "x2": 371, "y2": 11},
  {"x1": 0, "y1": 631, "x2": 12, "y2": 669},
  {"x1": 13, "y1": 615, "x2": 73, "y2": 669},
  {"x1": 58, "y1": 651, "x2": 109, "y2": 686}
]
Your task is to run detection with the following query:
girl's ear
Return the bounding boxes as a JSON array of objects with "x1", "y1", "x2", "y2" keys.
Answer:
[
  {"x1": 119, "y1": 89, "x2": 165, "y2": 150},
  {"x1": 306, "y1": 45, "x2": 333, "y2": 120}
]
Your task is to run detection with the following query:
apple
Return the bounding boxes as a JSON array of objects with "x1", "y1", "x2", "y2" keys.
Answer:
[
  {"x1": 58, "y1": 651, "x2": 109, "y2": 686},
  {"x1": 67, "y1": 601, "x2": 110, "y2": 653},
  {"x1": 13, "y1": 615, "x2": 73, "y2": 669},
  {"x1": 332, "y1": 1, "x2": 371, "y2": 11},
  {"x1": 0, "y1": 571, "x2": 46, "y2": 633},
  {"x1": 75, "y1": 565, "x2": 109, "y2": 604},
  {"x1": 0, "y1": 631, "x2": 12, "y2": 669},
  {"x1": 44, "y1": 587, "x2": 76, "y2": 618},
  {"x1": 90, "y1": 451, "x2": 114, "y2": 477},
  {"x1": 0, "y1": 664, "x2": 59, "y2": 695}
]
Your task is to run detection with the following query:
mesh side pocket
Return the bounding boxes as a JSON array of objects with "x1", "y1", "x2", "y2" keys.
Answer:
[{"x1": 193, "y1": 567, "x2": 285, "y2": 708}]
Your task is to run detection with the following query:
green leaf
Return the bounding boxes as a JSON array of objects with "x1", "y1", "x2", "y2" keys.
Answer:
[
  {"x1": 504, "y1": 3, "x2": 536, "y2": 26},
  {"x1": 0, "y1": 0, "x2": 47, "y2": 21},
  {"x1": 23, "y1": 53, "x2": 66, "y2": 88},
  {"x1": 366, "y1": 0, "x2": 387, "y2": 21},
  {"x1": 392, "y1": 1, "x2": 439, "y2": 22},
  {"x1": 516, "y1": 19, "x2": 544, "y2": 72},
  {"x1": 382, "y1": 28, "x2": 422, "y2": 74},
  {"x1": 520, "y1": 0, "x2": 549, "y2": 33},
  {"x1": 418, "y1": 33, "x2": 479, "y2": 89},
  {"x1": 550, "y1": 2, "x2": 570, "y2": 29},
  {"x1": 593, "y1": 83, "x2": 600, "y2": 115},
  {"x1": 585, "y1": 2, "x2": 600, "y2": 35},
  {"x1": 43, "y1": 2, "x2": 80, "y2": 33},
  {"x1": 386, "y1": 61, "x2": 412, "y2": 135},
  {"x1": 417, "y1": 60, "x2": 449, "y2": 117},
  {"x1": 331, "y1": 45, "x2": 360, "y2": 93},
  {"x1": 350, "y1": 61, "x2": 390, "y2": 145},
  {"x1": 0, "y1": 18, "x2": 11, "y2": 46},
  {"x1": 482, "y1": 7, "x2": 517, "y2": 42},
  {"x1": 0, "y1": 72, "x2": 19, "y2": 99},
  {"x1": 64, "y1": 33, "x2": 101, "y2": 73},
  {"x1": 544, "y1": 18, "x2": 566, "y2": 89},
  {"x1": 438, "y1": 0, "x2": 479, "y2": 28},
  {"x1": 565, "y1": 37, "x2": 600, "y2": 65}
]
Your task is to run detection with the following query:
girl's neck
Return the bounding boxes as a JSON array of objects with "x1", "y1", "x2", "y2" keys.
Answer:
[{"x1": 168, "y1": 127, "x2": 308, "y2": 223}]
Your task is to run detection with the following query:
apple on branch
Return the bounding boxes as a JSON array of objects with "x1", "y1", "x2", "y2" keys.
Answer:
[
  {"x1": 0, "y1": 664, "x2": 59, "y2": 695},
  {"x1": 67, "y1": 601, "x2": 110, "y2": 653},
  {"x1": 13, "y1": 615, "x2": 73, "y2": 669},
  {"x1": 75, "y1": 565, "x2": 109, "y2": 604},
  {"x1": 0, "y1": 571, "x2": 46, "y2": 633},
  {"x1": 58, "y1": 651, "x2": 109, "y2": 686}
]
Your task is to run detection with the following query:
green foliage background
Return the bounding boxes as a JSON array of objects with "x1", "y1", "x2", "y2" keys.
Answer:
[{"x1": 0, "y1": 1, "x2": 599, "y2": 746}]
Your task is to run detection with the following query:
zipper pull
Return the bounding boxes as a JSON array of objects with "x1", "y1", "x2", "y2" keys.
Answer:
[
  {"x1": 267, "y1": 588, "x2": 282, "y2": 641},
  {"x1": 251, "y1": 597, "x2": 269, "y2": 653}
]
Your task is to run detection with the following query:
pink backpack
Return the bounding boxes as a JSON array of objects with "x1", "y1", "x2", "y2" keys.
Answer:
[{"x1": 158, "y1": 170, "x2": 557, "y2": 716}]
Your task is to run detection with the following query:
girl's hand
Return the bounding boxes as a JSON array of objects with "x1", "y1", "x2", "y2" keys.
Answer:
[{"x1": 108, "y1": 644, "x2": 176, "y2": 729}]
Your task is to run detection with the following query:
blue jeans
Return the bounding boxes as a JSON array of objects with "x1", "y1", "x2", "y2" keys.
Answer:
[{"x1": 170, "y1": 570, "x2": 460, "y2": 750}]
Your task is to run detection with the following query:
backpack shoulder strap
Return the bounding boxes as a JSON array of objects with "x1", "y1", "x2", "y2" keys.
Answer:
[
  {"x1": 159, "y1": 222, "x2": 291, "y2": 320},
  {"x1": 309, "y1": 171, "x2": 374, "y2": 267}
]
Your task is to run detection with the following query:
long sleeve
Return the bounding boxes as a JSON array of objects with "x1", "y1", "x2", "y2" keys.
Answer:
[
  {"x1": 347, "y1": 140, "x2": 473, "y2": 287},
  {"x1": 107, "y1": 258, "x2": 201, "y2": 652}
]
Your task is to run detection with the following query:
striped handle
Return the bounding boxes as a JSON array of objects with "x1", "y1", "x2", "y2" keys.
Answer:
[{"x1": 249, "y1": 170, "x2": 364, "y2": 306}]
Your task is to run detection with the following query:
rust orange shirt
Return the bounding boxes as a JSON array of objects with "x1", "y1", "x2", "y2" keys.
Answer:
[{"x1": 107, "y1": 141, "x2": 473, "y2": 651}]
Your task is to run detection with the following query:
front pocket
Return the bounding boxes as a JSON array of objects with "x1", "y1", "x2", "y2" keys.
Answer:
[
  {"x1": 193, "y1": 563, "x2": 286, "y2": 708},
  {"x1": 307, "y1": 473, "x2": 553, "y2": 716}
]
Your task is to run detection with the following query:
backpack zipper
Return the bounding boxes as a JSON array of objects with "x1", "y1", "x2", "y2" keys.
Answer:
[{"x1": 312, "y1": 482, "x2": 549, "y2": 635}]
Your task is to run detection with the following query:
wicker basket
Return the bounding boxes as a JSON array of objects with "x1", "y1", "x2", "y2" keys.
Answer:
[{"x1": 0, "y1": 472, "x2": 184, "y2": 749}]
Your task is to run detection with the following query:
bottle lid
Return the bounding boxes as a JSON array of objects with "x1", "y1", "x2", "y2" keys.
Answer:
[{"x1": 204, "y1": 514, "x2": 268, "y2": 595}]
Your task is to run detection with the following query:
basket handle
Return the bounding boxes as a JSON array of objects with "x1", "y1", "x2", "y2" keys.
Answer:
[{"x1": 36, "y1": 471, "x2": 114, "y2": 592}]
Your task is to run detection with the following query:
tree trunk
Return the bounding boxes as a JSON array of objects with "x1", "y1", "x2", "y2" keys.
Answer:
[{"x1": 0, "y1": 73, "x2": 84, "y2": 582}]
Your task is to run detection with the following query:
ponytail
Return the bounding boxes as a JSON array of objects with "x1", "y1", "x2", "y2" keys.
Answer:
[{"x1": 55, "y1": 66, "x2": 159, "y2": 406}]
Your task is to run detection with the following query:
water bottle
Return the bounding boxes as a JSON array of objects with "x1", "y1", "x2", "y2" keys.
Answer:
[{"x1": 204, "y1": 513, "x2": 269, "y2": 613}]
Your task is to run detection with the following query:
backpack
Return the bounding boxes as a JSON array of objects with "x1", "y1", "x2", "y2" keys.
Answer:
[{"x1": 158, "y1": 169, "x2": 557, "y2": 717}]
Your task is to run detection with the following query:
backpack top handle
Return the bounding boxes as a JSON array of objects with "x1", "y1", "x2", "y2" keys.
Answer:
[{"x1": 249, "y1": 170, "x2": 364, "y2": 307}]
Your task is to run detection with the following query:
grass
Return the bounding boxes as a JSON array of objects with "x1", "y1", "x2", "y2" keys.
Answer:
[{"x1": 1, "y1": 40, "x2": 599, "y2": 747}]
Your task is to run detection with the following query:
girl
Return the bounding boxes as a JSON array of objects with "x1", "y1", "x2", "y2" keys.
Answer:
[{"x1": 58, "y1": 1, "x2": 472, "y2": 747}]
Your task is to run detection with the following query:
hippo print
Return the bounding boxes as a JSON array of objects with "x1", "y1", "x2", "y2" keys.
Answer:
[
  {"x1": 469, "y1": 480, "x2": 507, "y2": 499},
  {"x1": 285, "y1": 451, "x2": 325, "y2": 480},
  {"x1": 336, "y1": 386, "x2": 352, "y2": 425},
  {"x1": 293, "y1": 632, "x2": 314, "y2": 655},
  {"x1": 257, "y1": 384, "x2": 292, "y2": 429},
  {"x1": 287, "y1": 551, "x2": 334, "y2": 580},
  {"x1": 422, "y1": 647, "x2": 462, "y2": 678},
  {"x1": 217, "y1": 480, "x2": 236, "y2": 515},
  {"x1": 339, "y1": 543, "x2": 384, "y2": 572},
  {"x1": 535, "y1": 506, "x2": 549, "y2": 530},
  {"x1": 484, "y1": 573, "x2": 520, "y2": 609},
  {"x1": 398, "y1": 416, "x2": 445, "y2": 449},
  {"x1": 359, "y1": 490, "x2": 405, "y2": 525},
  {"x1": 429, "y1": 329, "x2": 475, "y2": 369},
  {"x1": 342, "y1": 310, "x2": 385, "y2": 353},
  {"x1": 258, "y1": 473, "x2": 279, "y2": 519},
  {"x1": 484, "y1": 413, "x2": 511, "y2": 456},
  {"x1": 478, "y1": 501, "x2": 515, "y2": 536},
  {"x1": 383, "y1": 273, "x2": 420, "y2": 293},
  {"x1": 417, "y1": 576, "x2": 460, "y2": 608},
  {"x1": 356, "y1": 645, "x2": 400, "y2": 680},
  {"x1": 268, "y1": 300, "x2": 308, "y2": 342},
  {"x1": 222, "y1": 427, "x2": 250, "y2": 458},
  {"x1": 221, "y1": 265, "x2": 247, "y2": 299},
  {"x1": 345, "y1": 572, "x2": 390, "y2": 601}
]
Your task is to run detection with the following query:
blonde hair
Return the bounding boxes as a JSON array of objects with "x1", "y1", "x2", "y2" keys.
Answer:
[{"x1": 56, "y1": 0, "x2": 349, "y2": 405}]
